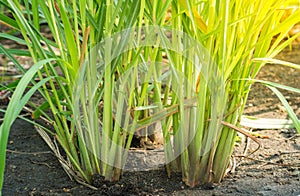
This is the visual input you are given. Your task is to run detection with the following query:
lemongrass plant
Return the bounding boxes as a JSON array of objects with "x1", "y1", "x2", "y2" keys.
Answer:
[
  {"x1": 1, "y1": 0, "x2": 300, "y2": 193},
  {"x1": 0, "y1": 0, "x2": 143, "y2": 190},
  {"x1": 165, "y1": 0, "x2": 300, "y2": 187}
]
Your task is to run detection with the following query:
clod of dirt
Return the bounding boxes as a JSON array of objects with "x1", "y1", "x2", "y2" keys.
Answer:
[{"x1": 91, "y1": 174, "x2": 106, "y2": 188}]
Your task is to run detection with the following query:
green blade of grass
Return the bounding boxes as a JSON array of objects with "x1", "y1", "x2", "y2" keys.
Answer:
[
  {"x1": 0, "y1": 33, "x2": 26, "y2": 45},
  {"x1": 0, "y1": 44, "x2": 27, "y2": 74},
  {"x1": 267, "y1": 86, "x2": 300, "y2": 133},
  {"x1": 0, "y1": 58, "x2": 55, "y2": 192},
  {"x1": 0, "y1": 13, "x2": 18, "y2": 30},
  {"x1": 253, "y1": 57, "x2": 300, "y2": 70},
  {"x1": 32, "y1": 88, "x2": 66, "y2": 119},
  {"x1": 0, "y1": 108, "x2": 53, "y2": 135},
  {"x1": 251, "y1": 79, "x2": 300, "y2": 94},
  {"x1": 0, "y1": 48, "x2": 31, "y2": 57},
  {"x1": 57, "y1": 1, "x2": 79, "y2": 71}
]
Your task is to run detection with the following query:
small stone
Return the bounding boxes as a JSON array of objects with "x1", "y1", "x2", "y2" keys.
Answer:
[
  {"x1": 257, "y1": 190, "x2": 272, "y2": 196},
  {"x1": 292, "y1": 170, "x2": 300, "y2": 177},
  {"x1": 63, "y1": 188, "x2": 71, "y2": 192}
]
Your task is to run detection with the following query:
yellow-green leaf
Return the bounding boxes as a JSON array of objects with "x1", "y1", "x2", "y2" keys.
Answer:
[{"x1": 178, "y1": 0, "x2": 207, "y2": 33}]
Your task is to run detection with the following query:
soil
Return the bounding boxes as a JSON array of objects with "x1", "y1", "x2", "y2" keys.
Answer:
[
  {"x1": 2, "y1": 118, "x2": 300, "y2": 195},
  {"x1": 1, "y1": 43, "x2": 300, "y2": 195}
]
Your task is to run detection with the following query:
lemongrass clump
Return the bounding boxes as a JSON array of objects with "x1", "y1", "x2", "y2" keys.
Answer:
[
  {"x1": 0, "y1": 0, "x2": 144, "y2": 187},
  {"x1": 165, "y1": 0, "x2": 300, "y2": 186}
]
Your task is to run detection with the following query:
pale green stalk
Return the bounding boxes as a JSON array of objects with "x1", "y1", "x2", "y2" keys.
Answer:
[{"x1": 163, "y1": 0, "x2": 300, "y2": 187}]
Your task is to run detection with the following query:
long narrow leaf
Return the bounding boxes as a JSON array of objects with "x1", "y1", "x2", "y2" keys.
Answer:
[
  {"x1": 251, "y1": 79, "x2": 300, "y2": 94},
  {"x1": 0, "y1": 58, "x2": 54, "y2": 192},
  {"x1": 253, "y1": 58, "x2": 300, "y2": 70},
  {"x1": 267, "y1": 86, "x2": 300, "y2": 133}
]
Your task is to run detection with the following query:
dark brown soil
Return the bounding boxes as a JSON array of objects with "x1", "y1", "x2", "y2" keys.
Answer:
[
  {"x1": 1, "y1": 43, "x2": 300, "y2": 195},
  {"x1": 2, "y1": 118, "x2": 299, "y2": 195}
]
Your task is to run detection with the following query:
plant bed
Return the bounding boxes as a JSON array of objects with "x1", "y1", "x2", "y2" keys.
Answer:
[{"x1": 2, "y1": 45, "x2": 300, "y2": 195}]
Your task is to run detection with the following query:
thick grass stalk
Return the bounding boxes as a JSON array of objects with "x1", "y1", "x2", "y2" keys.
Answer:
[
  {"x1": 1, "y1": 0, "x2": 144, "y2": 185},
  {"x1": 174, "y1": 0, "x2": 300, "y2": 186}
]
